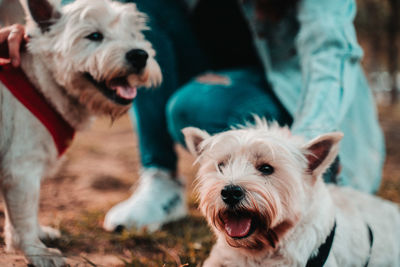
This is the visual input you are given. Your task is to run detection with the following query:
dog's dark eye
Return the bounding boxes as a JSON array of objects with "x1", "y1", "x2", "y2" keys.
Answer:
[
  {"x1": 86, "y1": 32, "x2": 103, "y2": 42},
  {"x1": 218, "y1": 162, "x2": 225, "y2": 173},
  {"x1": 257, "y1": 164, "x2": 274, "y2": 175}
]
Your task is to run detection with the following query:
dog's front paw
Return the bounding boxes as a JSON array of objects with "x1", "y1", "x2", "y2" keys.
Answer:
[
  {"x1": 24, "y1": 244, "x2": 66, "y2": 267},
  {"x1": 39, "y1": 226, "x2": 61, "y2": 241}
]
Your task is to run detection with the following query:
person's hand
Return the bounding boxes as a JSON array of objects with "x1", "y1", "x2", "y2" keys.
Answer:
[{"x1": 0, "y1": 24, "x2": 29, "y2": 67}]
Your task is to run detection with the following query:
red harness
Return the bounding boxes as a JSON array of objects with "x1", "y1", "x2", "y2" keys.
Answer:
[{"x1": 0, "y1": 44, "x2": 75, "y2": 156}]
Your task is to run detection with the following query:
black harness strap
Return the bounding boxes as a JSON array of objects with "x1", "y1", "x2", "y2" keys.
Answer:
[
  {"x1": 305, "y1": 221, "x2": 374, "y2": 267},
  {"x1": 363, "y1": 224, "x2": 374, "y2": 267},
  {"x1": 306, "y1": 221, "x2": 336, "y2": 267}
]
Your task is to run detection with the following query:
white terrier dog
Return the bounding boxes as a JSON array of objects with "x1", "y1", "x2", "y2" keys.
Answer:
[
  {"x1": 0, "y1": 0, "x2": 161, "y2": 266},
  {"x1": 183, "y1": 118, "x2": 400, "y2": 267}
]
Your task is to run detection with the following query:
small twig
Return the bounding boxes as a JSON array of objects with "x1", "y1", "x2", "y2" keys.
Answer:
[
  {"x1": 81, "y1": 255, "x2": 98, "y2": 267},
  {"x1": 157, "y1": 243, "x2": 182, "y2": 266}
]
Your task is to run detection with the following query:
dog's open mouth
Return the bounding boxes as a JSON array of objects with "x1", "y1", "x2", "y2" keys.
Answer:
[
  {"x1": 84, "y1": 73, "x2": 137, "y2": 105},
  {"x1": 221, "y1": 211, "x2": 257, "y2": 239}
]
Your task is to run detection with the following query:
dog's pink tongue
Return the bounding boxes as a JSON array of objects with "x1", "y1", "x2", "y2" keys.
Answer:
[
  {"x1": 224, "y1": 216, "x2": 252, "y2": 238},
  {"x1": 114, "y1": 85, "x2": 137, "y2": 100}
]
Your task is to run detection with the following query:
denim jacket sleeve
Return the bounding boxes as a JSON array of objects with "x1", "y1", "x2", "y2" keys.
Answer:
[{"x1": 290, "y1": 0, "x2": 363, "y2": 139}]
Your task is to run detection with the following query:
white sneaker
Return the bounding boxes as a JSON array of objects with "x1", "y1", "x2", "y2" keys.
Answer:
[{"x1": 103, "y1": 168, "x2": 187, "y2": 232}]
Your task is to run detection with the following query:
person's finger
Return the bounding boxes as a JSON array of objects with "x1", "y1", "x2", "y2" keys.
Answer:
[
  {"x1": 7, "y1": 24, "x2": 25, "y2": 67},
  {"x1": 0, "y1": 26, "x2": 12, "y2": 44},
  {"x1": 0, "y1": 58, "x2": 11, "y2": 65}
]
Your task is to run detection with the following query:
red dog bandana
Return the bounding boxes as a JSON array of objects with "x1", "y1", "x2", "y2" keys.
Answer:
[{"x1": 0, "y1": 43, "x2": 75, "y2": 156}]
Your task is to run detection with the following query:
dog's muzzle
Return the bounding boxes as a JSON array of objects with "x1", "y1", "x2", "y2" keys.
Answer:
[
  {"x1": 83, "y1": 49, "x2": 150, "y2": 105},
  {"x1": 218, "y1": 185, "x2": 258, "y2": 239}
]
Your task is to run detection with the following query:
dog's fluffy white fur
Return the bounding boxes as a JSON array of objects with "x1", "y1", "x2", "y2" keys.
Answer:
[
  {"x1": 0, "y1": 0, "x2": 161, "y2": 266},
  {"x1": 183, "y1": 118, "x2": 400, "y2": 267}
]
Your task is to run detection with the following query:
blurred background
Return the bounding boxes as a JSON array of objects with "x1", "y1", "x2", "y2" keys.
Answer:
[
  {"x1": 356, "y1": 0, "x2": 400, "y2": 105},
  {"x1": 355, "y1": 0, "x2": 400, "y2": 205},
  {"x1": 0, "y1": 0, "x2": 400, "y2": 266}
]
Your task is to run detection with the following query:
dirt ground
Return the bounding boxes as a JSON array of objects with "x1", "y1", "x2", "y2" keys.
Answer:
[
  {"x1": 0, "y1": 115, "x2": 207, "y2": 267},
  {"x1": 1, "y1": 104, "x2": 400, "y2": 266}
]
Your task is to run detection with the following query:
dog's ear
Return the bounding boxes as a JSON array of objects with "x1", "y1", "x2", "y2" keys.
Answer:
[
  {"x1": 303, "y1": 132, "x2": 343, "y2": 179},
  {"x1": 182, "y1": 127, "x2": 210, "y2": 157},
  {"x1": 25, "y1": 0, "x2": 61, "y2": 32}
]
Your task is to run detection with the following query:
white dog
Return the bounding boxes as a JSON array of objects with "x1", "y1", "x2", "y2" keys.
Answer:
[
  {"x1": 0, "y1": 0, "x2": 161, "y2": 266},
  {"x1": 183, "y1": 118, "x2": 400, "y2": 267}
]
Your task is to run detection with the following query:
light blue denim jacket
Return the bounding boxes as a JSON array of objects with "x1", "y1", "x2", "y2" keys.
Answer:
[{"x1": 238, "y1": 0, "x2": 384, "y2": 192}]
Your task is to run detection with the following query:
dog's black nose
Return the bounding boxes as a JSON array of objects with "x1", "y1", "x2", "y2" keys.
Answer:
[
  {"x1": 125, "y1": 49, "x2": 148, "y2": 73},
  {"x1": 221, "y1": 185, "x2": 245, "y2": 206}
]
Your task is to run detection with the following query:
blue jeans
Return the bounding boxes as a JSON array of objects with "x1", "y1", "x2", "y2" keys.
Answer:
[
  {"x1": 131, "y1": 0, "x2": 292, "y2": 171},
  {"x1": 167, "y1": 68, "x2": 292, "y2": 145}
]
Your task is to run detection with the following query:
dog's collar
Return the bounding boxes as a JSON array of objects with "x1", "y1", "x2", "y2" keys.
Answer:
[
  {"x1": 0, "y1": 51, "x2": 75, "y2": 156},
  {"x1": 306, "y1": 221, "x2": 374, "y2": 267}
]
